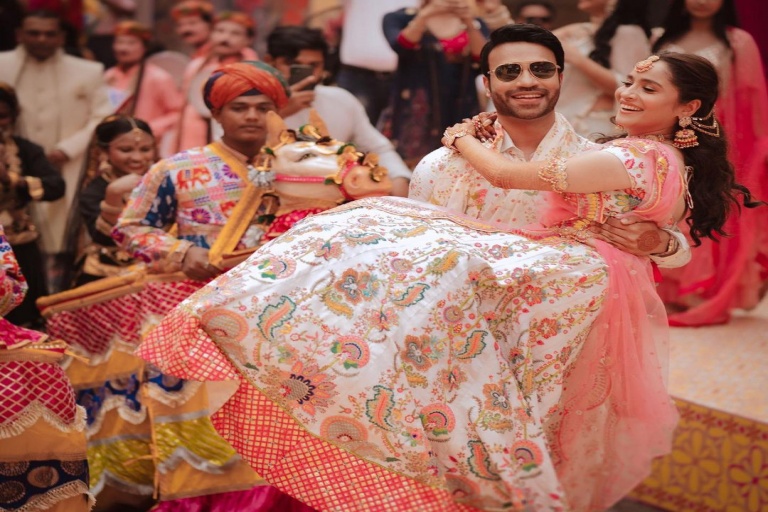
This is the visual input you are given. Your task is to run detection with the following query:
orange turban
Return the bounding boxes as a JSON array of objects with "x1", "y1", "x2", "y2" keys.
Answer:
[
  {"x1": 203, "y1": 61, "x2": 290, "y2": 110},
  {"x1": 114, "y1": 21, "x2": 152, "y2": 42},
  {"x1": 170, "y1": 1, "x2": 214, "y2": 21},
  {"x1": 214, "y1": 11, "x2": 255, "y2": 36}
]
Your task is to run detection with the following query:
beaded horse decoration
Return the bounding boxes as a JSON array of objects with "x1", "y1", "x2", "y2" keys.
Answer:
[
  {"x1": 208, "y1": 110, "x2": 394, "y2": 268},
  {"x1": 255, "y1": 110, "x2": 392, "y2": 204}
]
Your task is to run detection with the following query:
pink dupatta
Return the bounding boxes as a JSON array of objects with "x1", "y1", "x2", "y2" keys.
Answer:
[{"x1": 539, "y1": 140, "x2": 683, "y2": 510}]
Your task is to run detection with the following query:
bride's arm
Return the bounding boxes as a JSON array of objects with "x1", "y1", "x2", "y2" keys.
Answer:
[{"x1": 453, "y1": 132, "x2": 632, "y2": 193}]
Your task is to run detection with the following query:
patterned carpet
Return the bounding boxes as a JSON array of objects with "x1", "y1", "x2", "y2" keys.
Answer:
[
  {"x1": 610, "y1": 499, "x2": 666, "y2": 511},
  {"x1": 616, "y1": 295, "x2": 768, "y2": 512}
]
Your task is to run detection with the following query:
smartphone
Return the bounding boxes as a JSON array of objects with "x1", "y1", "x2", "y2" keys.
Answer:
[{"x1": 288, "y1": 64, "x2": 317, "y2": 90}]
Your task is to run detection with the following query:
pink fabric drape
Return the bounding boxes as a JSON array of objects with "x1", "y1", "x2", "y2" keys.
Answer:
[
  {"x1": 526, "y1": 143, "x2": 683, "y2": 510},
  {"x1": 150, "y1": 486, "x2": 314, "y2": 512}
]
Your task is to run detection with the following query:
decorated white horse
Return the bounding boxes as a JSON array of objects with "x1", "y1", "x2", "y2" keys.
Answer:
[{"x1": 209, "y1": 110, "x2": 392, "y2": 268}]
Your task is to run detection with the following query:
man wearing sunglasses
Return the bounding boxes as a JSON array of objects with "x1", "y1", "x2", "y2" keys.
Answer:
[{"x1": 409, "y1": 23, "x2": 690, "y2": 267}]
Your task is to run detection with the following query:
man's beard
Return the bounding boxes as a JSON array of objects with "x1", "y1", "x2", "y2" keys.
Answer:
[{"x1": 490, "y1": 86, "x2": 559, "y2": 120}]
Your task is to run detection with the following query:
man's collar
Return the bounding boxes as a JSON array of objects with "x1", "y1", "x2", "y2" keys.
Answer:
[
  {"x1": 497, "y1": 113, "x2": 579, "y2": 158},
  {"x1": 499, "y1": 130, "x2": 515, "y2": 153},
  {"x1": 216, "y1": 139, "x2": 256, "y2": 165}
]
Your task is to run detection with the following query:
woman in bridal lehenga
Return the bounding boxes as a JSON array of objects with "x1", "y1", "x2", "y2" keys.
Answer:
[{"x1": 138, "y1": 52, "x2": 759, "y2": 511}]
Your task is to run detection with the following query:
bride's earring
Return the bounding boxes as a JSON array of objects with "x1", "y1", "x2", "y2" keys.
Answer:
[{"x1": 673, "y1": 116, "x2": 698, "y2": 149}]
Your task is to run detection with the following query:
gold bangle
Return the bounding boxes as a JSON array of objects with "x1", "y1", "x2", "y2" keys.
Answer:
[
  {"x1": 442, "y1": 125, "x2": 470, "y2": 152},
  {"x1": 538, "y1": 157, "x2": 568, "y2": 192}
]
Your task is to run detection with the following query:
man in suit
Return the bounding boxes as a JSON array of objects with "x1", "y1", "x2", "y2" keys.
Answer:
[{"x1": 0, "y1": 9, "x2": 112, "y2": 290}]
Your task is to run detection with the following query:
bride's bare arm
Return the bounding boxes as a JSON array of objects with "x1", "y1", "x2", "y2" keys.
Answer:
[{"x1": 452, "y1": 130, "x2": 632, "y2": 193}]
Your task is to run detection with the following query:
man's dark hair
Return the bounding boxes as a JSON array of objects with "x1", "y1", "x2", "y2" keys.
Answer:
[
  {"x1": 22, "y1": 9, "x2": 63, "y2": 31},
  {"x1": 479, "y1": 24, "x2": 564, "y2": 76},
  {"x1": 266, "y1": 25, "x2": 328, "y2": 62},
  {"x1": 514, "y1": 1, "x2": 556, "y2": 19}
]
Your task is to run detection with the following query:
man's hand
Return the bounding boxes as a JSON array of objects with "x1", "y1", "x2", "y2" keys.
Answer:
[
  {"x1": 47, "y1": 149, "x2": 70, "y2": 169},
  {"x1": 278, "y1": 76, "x2": 317, "y2": 118},
  {"x1": 588, "y1": 217, "x2": 669, "y2": 257},
  {"x1": 181, "y1": 246, "x2": 220, "y2": 281},
  {"x1": 478, "y1": 0, "x2": 503, "y2": 11}
]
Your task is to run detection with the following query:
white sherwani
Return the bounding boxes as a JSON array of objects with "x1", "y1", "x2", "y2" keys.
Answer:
[
  {"x1": 409, "y1": 113, "x2": 690, "y2": 267},
  {"x1": 0, "y1": 47, "x2": 112, "y2": 252}
]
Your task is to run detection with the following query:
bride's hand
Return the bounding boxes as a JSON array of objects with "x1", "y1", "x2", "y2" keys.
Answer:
[
  {"x1": 441, "y1": 120, "x2": 476, "y2": 151},
  {"x1": 473, "y1": 112, "x2": 497, "y2": 142}
]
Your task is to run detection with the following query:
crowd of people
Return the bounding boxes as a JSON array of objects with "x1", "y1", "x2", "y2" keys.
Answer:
[{"x1": 0, "y1": 0, "x2": 767, "y2": 511}]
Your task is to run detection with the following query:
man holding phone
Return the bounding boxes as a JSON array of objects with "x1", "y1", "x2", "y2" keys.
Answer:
[{"x1": 264, "y1": 26, "x2": 412, "y2": 197}]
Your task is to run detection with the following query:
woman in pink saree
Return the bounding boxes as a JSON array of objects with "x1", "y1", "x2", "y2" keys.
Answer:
[
  {"x1": 136, "y1": 53, "x2": 757, "y2": 511},
  {"x1": 653, "y1": 0, "x2": 768, "y2": 325}
]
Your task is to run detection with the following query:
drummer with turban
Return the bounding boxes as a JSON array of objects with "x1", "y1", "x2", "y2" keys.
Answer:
[
  {"x1": 46, "y1": 61, "x2": 298, "y2": 510},
  {"x1": 113, "y1": 61, "x2": 291, "y2": 282}
]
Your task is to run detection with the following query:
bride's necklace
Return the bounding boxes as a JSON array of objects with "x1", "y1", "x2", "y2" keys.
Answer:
[{"x1": 633, "y1": 133, "x2": 674, "y2": 143}]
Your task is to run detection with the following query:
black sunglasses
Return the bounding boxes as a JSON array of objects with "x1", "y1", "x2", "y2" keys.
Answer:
[{"x1": 489, "y1": 61, "x2": 560, "y2": 82}]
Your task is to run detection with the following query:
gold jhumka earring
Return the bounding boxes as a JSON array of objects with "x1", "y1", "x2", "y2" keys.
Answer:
[{"x1": 673, "y1": 116, "x2": 698, "y2": 149}]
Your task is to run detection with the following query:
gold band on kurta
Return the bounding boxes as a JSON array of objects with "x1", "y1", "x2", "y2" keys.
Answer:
[{"x1": 207, "y1": 142, "x2": 276, "y2": 269}]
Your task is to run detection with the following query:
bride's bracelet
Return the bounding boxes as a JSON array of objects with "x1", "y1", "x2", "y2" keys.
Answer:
[
  {"x1": 442, "y1": 124, "x2": 472, "y2": 152},
  {"x1": 538, "y1": 157, "x2": 568, "y2": 193}
]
